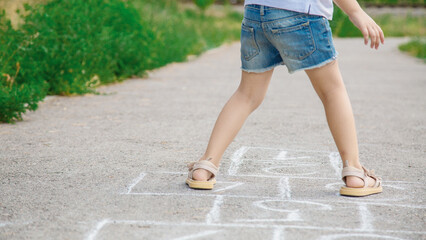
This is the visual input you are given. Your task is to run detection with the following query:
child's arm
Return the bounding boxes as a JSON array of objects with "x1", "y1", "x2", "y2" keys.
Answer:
[{"x1": 333, "y1": 0, "x2": 385, "y2": 49}]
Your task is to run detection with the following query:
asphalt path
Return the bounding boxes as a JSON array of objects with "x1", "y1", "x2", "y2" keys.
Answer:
[{"x1": 1, "y1": 38, "x2": 425, "y2": 240}]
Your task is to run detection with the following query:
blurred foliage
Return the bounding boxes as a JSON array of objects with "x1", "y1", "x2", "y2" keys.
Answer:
[
  {"x1": 330, "y1": 5, "x2": 425, "y2": 37},
  {"x1": 193, "y1": 0, "x2": 215, "y2": 12},
  {"x1": 0, "y1": 0, "x2": 242, "y2": 123},
  {"x1": 399, "y1": 38, "x2": 426, "y2": 60},
  {"x1": 181, "y1": 0, "x2": 425, "y2": 6},
  {"x1": 359, "y1": 0, "x2": 425, "y2": 7}
]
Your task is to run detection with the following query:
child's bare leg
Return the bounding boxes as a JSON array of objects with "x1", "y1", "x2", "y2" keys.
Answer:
[
  {"x1": 305, "y1": 60, "x2": 376, "y2": 188},
  {"x1": 192, "y1": 69, "x2": 274, "y2": 181}
]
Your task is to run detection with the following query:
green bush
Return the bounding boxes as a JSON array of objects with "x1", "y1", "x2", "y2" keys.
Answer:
[
  {"x1": 0, "y1": 0, "x2": 242, "y2": 123},
  {"x1": 0, "y1": 11, "x2": 48, "y2": 123},
  {"x1": 130, "y1": 0, "x2": 242, "y2": 68},
  {"x1": 20, "y1": 0, "x2": 152, "y2": 95},
  {"x1": 193, "y1": 0, "x2": 215, "y2": 11},
  {"x1": 399, "y1": 38, "x2": 426, "y2": 60}
]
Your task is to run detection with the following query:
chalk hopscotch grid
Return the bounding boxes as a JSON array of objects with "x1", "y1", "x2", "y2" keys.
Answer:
[
  {"x1": 85, "y1": 219, "x2": 426, "y2": 240},
  {"x1": 86, "y1": 146, "x2": 426, "y2": 240}
]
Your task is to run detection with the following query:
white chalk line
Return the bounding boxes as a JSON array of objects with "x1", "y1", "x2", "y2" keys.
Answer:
[
  {"x1": 325, "y1": 182, "x2": 342, "y2": 190},
  {"x1": 248, "y1": 146, "x2": 332, "y2": 153},
  {"x1": 335, "y1": 200, "x2": 426, "y2": 209},
  {"x1": 87, "y1": 219, "x2": 426, "y2": 235},
  {"x1": 124, "y1": 189, "x2": 426, "y2": 209},
  {"x1": 258, "y1": 162, "x2": 319, "y2": 167},
  {"x1": 252, "y1": 200, "x2": 302, "y2": 222},
  {"x1": 254, "y1": 199, "x2": 332, "y2": 211},
  {"x1": 171, "y1": 230, "x2": 222, "y2": 240},
  {"x1": 123, "y1": 172, "x2": 146, "y2": 194},
  {"x1": 235, "y1": 218, "x2": 300, "y2": 223},
  {"x1": 126, "y1": 191, "x2": 270, "y2": 199},
  {"x1": 0, "y1": 221, "x2": 32, "y2": 227},
  {"x1": 121, "y1": 174, "x2": 425, "y2": 209},
  {"x1": 85, "y1": 219, "x2": 110, "y2": 240},
  {"x1": 317, "y1": 233, "x2": 407, "y2": 240},
  {"x1": 125, "y1": 190, "x2": 425, "y2": 209},
  {"x1": 328, "y1": 152, "x2": 341, "y2": 177},
  {"x1": 274, "y1": 151, "x2": 288, "y2": 160},
  {"x1": 155, "y1": 171, "x2": 187, "y2": 175},
  {"x1": 212, "y1": 181, "x2": 244, "y2": 193},
  {"x1": 205, "y1": 195, "x2": 224, "y2": 224},
  {"x1": 141, "y1": 171, "x2": 420, "y2": 184},
  {"x1": 253, "y1": 200, "x2": 300, "y2": 213},
  {"x1": 262, "y1": 166, "x2": 318, "y2": 176},
  {"x1": 219, "y1": 173, "x2": 335, "y2": 179},
  {"x1": 358, "y1": 203, "x2": 374, "y2": 231},
  {"x1": 272, "y1": 226, "x2": 285, "y2": 240},
  {"x1": 228, "y1": 146, "x2": 249, "y2": 176},
  {"x1": 255, "y1": 159, "x2": 317, "y2": 165},
  {"x1": 278, "y1": 177, "x2": 291, "y2": 199}
]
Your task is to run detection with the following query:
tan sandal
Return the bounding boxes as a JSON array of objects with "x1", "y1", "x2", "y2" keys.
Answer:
[
  {"x1": 340, "y1": 160, "x2": 382, "y2": 197},
  {"x1": 185, "y1": 157, "x2": 218, "y2": 190}
]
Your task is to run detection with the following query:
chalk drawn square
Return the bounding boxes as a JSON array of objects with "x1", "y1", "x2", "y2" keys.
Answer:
[
  {"x1": 220, "y1": 198, "x2": 358, "y2": 228},
  {"x1": 108, "y1": 146, "x2": 426, "y2": 240},
  {"x1": 228, "y1": 147, "x2": 340, "y2": 178},
  {"x1": 125, "y1": 172, "x2": 282, "y2": 198}
]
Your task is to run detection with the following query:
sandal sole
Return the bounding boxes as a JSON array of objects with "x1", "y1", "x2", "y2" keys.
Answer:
[
  {"x1": 185, "y1": 178, "x2": 216, "y2": 190},
  {"x1": 340, "y1": 186, "x2": 383, "y2": 197}
]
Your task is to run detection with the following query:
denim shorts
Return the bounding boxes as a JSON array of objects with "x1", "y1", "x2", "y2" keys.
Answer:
[{"x1": 241, "y1": 5, "x2": 338, "y2": 74}]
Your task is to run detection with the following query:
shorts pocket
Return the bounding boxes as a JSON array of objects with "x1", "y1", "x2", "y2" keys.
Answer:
[
  {"x1": 240, "y1": 24, "x2": 259, "y2": 61},
  {"x1": 270, "y1": 21, "x2": 316, "y2": 60}
]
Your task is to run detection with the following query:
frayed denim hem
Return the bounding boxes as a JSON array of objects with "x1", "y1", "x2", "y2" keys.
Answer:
[
  {"x1": 288, "y1": 52, "x2": 339, "y2": 74},
  {"x1": 241, "y1": 62, "x2": 284, "y2": 73}
]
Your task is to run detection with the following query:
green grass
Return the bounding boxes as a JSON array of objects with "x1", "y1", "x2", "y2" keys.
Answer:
[
  {"x1": 0, "y1": 0, "x2": 243, "y2": 123},
  {"x1": 399, "y1": 38, "x2": 426, "y2": 61},
  {"x1": 374, "y1": 14, "x2": 425, "y2": 37},
  {"x1": 358, "y1": 0, "x2": 425, "y2": 7},
  {"x1": 129, "y1": 0, "x2": 242, "y2": 70},
  {"x1": 331, "y1": 6, "x2": 425, "y2": 37},
  {"x1": 191, "y1": 0, "x2": 426, "y2": 6},
  {"x1": 330, "y1": 4, "x2": 425, "y2": 62}
]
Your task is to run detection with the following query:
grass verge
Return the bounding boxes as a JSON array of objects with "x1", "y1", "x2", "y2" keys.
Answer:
[
  {"x1": 399, "y1": 38, "x2": 426, "y2": 61},
  {"x1": 331, "y1": 6, "x2": 425, "y2": 37},
  {"x1": 0, "y1": 0, "x2": 242, "y2": 123}
]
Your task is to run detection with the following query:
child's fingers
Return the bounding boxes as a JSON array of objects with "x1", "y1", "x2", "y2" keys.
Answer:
[
  {"x1": 373, "y1": 27, "x2": 380, "y2": 49},
  {"x1": 369, "y1": 26, "x2": 377, "y2": 48},
  {"x1": 368, "y1": 26, "x2": 382, "y2": 49},
  {"x1": 373, "y1": 26, "x2": 384, "y2": 49},
  {"x1": 378, "y1": 26, "x2": 385, "y2": 44},
  {"x1": 362, "y1": 27, "x2": 369, "y2": 45}
]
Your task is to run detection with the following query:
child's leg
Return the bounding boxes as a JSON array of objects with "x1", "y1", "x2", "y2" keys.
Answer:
[
  {"x1": 305, "y1": 60, "x2": 376, "y2": 188},
  {"x1": 192, "y1": 69, "x2": 274, "y2": 181}
]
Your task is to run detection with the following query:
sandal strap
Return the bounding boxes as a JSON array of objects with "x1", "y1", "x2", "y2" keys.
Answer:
[
  {"x1": 363, "y1": 166, "x2": 382, "y2": 188},
  {"x1": 342, "y1": 166, "x2": 368, "y2": 188},
  {"x1": 341, "y1": 160, "x2": 382, "y2": 188},
  {"x1": 187, "y1": 158, "x2": 218, "y2": 180}
]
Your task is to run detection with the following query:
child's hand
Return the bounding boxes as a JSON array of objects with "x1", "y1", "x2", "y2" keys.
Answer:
[{"x1": 348, "y1": 10, "x2": 385, "y2": 49}]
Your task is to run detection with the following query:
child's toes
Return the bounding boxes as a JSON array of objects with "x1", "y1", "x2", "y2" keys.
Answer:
[{"x1": 367, "y1": 176, "x2": 377, "y2": 187}]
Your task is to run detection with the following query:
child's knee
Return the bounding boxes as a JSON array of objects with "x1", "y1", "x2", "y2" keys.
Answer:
[
  {"x1": 235, "y1": 88, "x2": 265, "y2": 110},
  {"x1": 319, "y1": 84, "x2": 346, "y2": 103}
]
